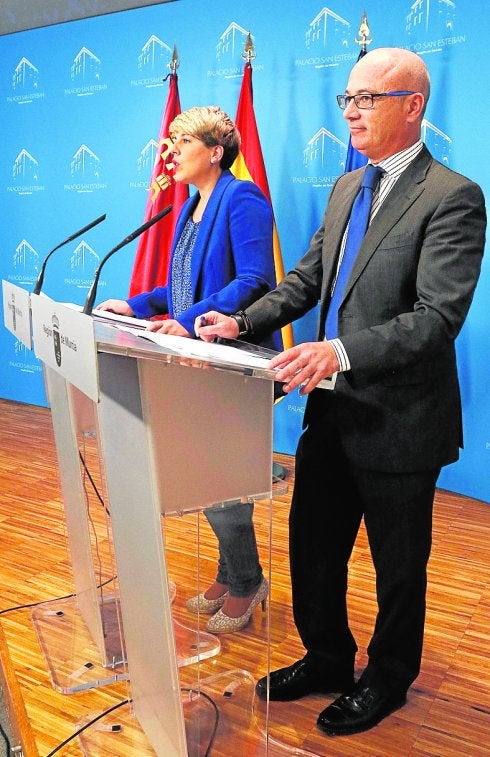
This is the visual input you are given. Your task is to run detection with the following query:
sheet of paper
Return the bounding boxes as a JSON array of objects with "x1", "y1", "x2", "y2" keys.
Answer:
[
  {"x1": 91, "y1": 309, "x2": 153, "y2": 329},
  {"x1": 62, "y1": 301, "x2": 152, "y2": 330},
  {"x1": 118, "y1": 327, "x2": 273, "y2": 370}
]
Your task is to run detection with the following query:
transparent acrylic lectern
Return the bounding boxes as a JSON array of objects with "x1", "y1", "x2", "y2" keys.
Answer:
[{"x1": 33, "y1": 317, "x2": 286, "y2": 756}]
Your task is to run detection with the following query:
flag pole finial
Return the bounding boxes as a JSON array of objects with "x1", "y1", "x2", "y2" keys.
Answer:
[
  {"x1": 168, "y1": 43, "x2": 179, "y2": 73},
  {"x1": 355, "y1": 11, "x2": 372, "y2": 53},
  {"x1": 241, "y1": 32, "x2": 256, "y2": 63}
]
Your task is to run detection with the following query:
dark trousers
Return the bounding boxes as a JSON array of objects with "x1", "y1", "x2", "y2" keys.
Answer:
[{"x1": 290, "y1": 414, "x2": 440, "y2": 692}]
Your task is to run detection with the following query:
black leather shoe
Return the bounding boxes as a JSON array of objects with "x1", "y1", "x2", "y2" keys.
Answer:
[
  {"x1": 255, "y1": 659, "x2": 354, "y2": 702},
  {"x1": 317, "y1": 680, "x2": 407, "y2": 736}
]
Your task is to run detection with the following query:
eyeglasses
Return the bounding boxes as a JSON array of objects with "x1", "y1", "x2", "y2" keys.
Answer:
[{"x1": 336, "y1": 91, "x2": 416, "y2": 110}]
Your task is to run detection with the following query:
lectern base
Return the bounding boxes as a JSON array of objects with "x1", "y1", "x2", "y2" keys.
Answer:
[
  {"x1": 78, "y1": 668, "x2": 316, "y2": 756},
  {"x1": 32, "y1": 582, "x2": 220, "y2": 694},
  {"x1": 77, "y1": 669, "x2": 262, "y2": 756},
  {"x1": 32, "y1": 595, "x2": 127, "y2": 694}
]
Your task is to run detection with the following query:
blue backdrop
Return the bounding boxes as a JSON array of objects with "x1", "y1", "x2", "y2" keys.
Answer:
[{"x1": 1, "y1": 0, "x2": 488, "y2": 502}]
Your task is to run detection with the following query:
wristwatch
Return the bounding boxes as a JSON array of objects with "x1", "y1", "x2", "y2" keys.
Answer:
[{"x1": 229, "y1": 310, "x2": 252, "y2": 337}]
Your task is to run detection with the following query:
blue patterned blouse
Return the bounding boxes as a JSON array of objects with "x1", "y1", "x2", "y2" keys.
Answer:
[{"x1": 170, "y1": 217, "x2": 200, "y2": 317}]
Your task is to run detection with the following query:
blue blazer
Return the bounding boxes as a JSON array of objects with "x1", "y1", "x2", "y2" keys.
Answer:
[{"x1": 128, "y1": 170, "x2": 281, "y2": 349}]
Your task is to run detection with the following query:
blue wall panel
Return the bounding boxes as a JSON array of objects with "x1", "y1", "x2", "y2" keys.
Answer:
[{"x1": 1, "y1": 0, "x2": 488, "y2": 501}]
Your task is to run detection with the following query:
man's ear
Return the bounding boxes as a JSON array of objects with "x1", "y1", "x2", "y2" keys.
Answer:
[{"x1": 407, "y1": 92, "x2": 426, "y2": 122}]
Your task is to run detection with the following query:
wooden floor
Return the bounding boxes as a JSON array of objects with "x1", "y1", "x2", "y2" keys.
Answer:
[{"x1": 0, "y1": 397, "x2": 489, "y2": 756}]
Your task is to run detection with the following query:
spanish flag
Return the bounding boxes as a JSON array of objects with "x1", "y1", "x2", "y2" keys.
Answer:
[
  {"x1": 129, "y1": 71, "x2": 189, "y2": 297},
  {"x1": 231, "y1": 61, "x2": 294, "y2": 350}
]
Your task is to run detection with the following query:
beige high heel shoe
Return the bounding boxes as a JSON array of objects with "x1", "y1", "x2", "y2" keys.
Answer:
[
  {"x1": 206, "y1": 577, "x2": 268, "y2": 634},
  {"x1": 186, "y1": 591, "x2": 228, "y2": 614}
]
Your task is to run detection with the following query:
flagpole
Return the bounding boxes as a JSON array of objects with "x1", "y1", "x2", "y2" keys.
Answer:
[
  {"x1": 168, "y1": 42, "x2": 179, "y2": 74},
  {"x1": 242, "y1": 31, "x2": 256, "y2": 64},
  {"x1": 355, "y1": 11, "x2": 372, "y2": 53},
  {"x1": 128, "y1": 42, "x2": 188, "y2": 296},
  {"x1": 231, "y1": 32, "x2": 294, "y2": 351},
  {"x1": 344, "y1": 13, "x2": 373, "y2": 173}
]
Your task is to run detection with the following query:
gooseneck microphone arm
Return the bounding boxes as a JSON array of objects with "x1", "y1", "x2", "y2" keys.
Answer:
[
  {"x1": 82, "y1": 204, "x2": 173, "y2": 315},
  {"x1": 32, "y1": 213, "x2": 107, "y2": 296}
]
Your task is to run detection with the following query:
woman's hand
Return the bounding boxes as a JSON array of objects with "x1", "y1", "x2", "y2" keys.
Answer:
[
  {"x1": 95, "y1": 299, "x2": 134, "y2": 316},
  {"x1": 146, "y1": 319, "x2": 191, "y2": 337}
]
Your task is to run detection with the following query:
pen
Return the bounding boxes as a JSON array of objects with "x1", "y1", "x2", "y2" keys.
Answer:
[{"x1": 199, "y1": 316, "x2": 207, "y2": 327}]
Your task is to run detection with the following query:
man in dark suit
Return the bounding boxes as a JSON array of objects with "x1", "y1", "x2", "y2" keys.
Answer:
[{"x1": 195, "y1": 48, "x2": 486, "y2": 736}]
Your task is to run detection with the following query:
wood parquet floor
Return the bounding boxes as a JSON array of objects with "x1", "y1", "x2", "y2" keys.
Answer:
[{"x1": 0, "y1": 397, "x2": 489, "y2": 756}]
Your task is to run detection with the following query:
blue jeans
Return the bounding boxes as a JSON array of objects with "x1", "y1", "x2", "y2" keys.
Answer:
[{"x1": 204, "y1": 501, "x2": 262, "y2": 597}]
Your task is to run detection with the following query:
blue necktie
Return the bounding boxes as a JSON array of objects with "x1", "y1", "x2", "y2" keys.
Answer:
[{"x1": 325, "y1": 164, "x2": 383, "y2": 339}]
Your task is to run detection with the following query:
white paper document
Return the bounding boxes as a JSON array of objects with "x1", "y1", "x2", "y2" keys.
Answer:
[
  {"x1": 118, "y1": 328, "x2": 336, "y2": 388},
  {"x1": 62, "y1": 302, "x2": 152, "y2": 330},
  {"x1": 120, "y1": 327, "x2": 273, "y2": 370}
]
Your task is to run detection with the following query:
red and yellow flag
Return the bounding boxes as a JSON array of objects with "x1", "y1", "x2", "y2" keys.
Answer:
[
  {"x1": 231, "y1": 61, "x2": 293, "y2": 349},
  {"x1": 129, "y1": 72, "x2": 189, "y2": 297}
]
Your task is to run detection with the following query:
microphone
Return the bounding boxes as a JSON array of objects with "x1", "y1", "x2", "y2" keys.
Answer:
[
  {"x1": 82, "y1": 205, "x2": 173, "y2": 315},
  {"x1": 32, "y1": 214, "x2": 106, "y2": 295}
]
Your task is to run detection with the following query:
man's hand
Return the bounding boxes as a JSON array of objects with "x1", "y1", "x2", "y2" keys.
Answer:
[
  {"x1": 146, "y1": 319, "x2": 191, "y2": 337},
  {"x1": 270, "y1": 341, "x2": 340, "y2": 395},
  {"x1": 194, "y1": 311, "x2": 239, "y2": 342},
  {"x1": 95, "y1": 299, "x2": 134, "y2": 316}
]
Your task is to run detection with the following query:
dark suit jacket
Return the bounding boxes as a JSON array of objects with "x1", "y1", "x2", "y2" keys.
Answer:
[
  {"x1": 128, "y1": 170, "x2": 281, "y2": 349},
  {"x1": 245, "y1": 146, "x2": 486, "y2": 472}
]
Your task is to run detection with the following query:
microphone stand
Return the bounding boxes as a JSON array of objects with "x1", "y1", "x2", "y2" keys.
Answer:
[
  {"x1": 82, "y1": 205, "x2": 173, "y2": 315},
  {"x1": 32, "y1": 214, "x2": 106, "y2": 295}
]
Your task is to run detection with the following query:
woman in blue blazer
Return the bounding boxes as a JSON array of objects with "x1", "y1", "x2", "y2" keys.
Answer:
[{"x1": 97, "y1": 106, "x2": 279, "y2": 632}]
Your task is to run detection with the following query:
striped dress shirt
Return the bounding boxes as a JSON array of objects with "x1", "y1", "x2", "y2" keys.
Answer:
[{"x1": 330, "y1": 140, "x2": 424, "y2": 373}]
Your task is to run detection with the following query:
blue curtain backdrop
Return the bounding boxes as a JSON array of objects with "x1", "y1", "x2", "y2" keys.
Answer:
[{"x1": 1, "y1": 0, "x2": 489, "y2": 502}]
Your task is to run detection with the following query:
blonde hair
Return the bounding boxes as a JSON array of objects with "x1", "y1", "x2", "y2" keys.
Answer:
[{"x1": 169, "y1": 106, "x2": 241, "y2": 169}]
